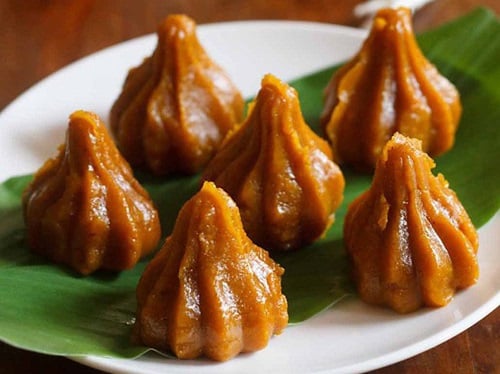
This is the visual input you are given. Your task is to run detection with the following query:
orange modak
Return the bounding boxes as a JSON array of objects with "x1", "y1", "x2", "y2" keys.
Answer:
[
  {"x1": 110, "y1": 14, "x2": 244, "y2": 176},
  {"x1": 22, "y1": 110, "x2": 161, "y2": 275},
  {"x1": 320, "y1": 7, "x2": 461, "y2": 171},
  {"x1": 344, "y1": 133, "x2": 478, "y2": 313},
  {"x1": 133, "y1": 181, "x2": 288, "y2": 361},
  {"x1": 202, "y1": 74, "x2": 345, "y2": 251}
]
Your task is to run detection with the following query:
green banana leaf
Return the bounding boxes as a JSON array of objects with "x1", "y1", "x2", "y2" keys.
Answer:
[{"x1": 0, "y1": 7, "x2": 499, "y2": 359}]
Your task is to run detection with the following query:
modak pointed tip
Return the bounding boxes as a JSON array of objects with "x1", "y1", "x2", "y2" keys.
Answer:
[
  {"x1": 158, "y1": 14, "x2": 197, "y2": 39},
  {"x1": 66, "y1": 110, "x2": 113, "y2": 145},
  {"x1": 69, "y1": 109, "x2": 100, "y2": 123},
  {"x1": 260, "y1": 73, "x2": 298, "y2": 101},
  {"x1": 380, "y1": 132, "x2": 430, "y2": 163}
]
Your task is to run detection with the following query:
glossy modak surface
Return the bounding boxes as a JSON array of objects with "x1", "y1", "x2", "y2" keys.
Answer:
[
  {"x1": 321, "y1": 7, "x2": 462, "y2": 171},
  {"x1": 110, "y1": 14, "x2": 244, "y2": 176},
  {"x1": 22, "y1": 110, "x2": 161, "y2": 275},
  {"x1": 133, "y1": 181, "x2": 288, "y2": 361},
  {"x1": 344, "y1": 133, "x2": 479, "y2": 313},
  {"x1": 202, "y1": 74, "x2": 345, "y2": 251}
]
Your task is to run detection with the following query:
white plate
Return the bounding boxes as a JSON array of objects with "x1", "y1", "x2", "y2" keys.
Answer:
[{"x1": 1, "y1": 20, "x2": 498, "y2": 374}]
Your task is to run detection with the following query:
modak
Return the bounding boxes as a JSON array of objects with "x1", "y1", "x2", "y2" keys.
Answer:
[
  {"x1": 344, "y1": 133, "x2": 479, "y2": 313},
  {"x1": 203, "y1": 74, "x2": 345, "y2": 251},
  {"x1": 321, "y1": 7, "x2": 462, "y2": 171},
  {"x1": 22, "y1": 110, "x2": 161, "y2": 275},
  {"x1": 110, "y1": 14, "x2": 244, "y2": 176},
  {"x1": 133, "y1": 181, "x2": 288, "y2": 361}
]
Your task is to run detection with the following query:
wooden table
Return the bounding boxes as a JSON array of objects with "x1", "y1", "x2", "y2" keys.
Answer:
[{"x1": 0, "y1": 1, "x2": 498, "y2": 372}]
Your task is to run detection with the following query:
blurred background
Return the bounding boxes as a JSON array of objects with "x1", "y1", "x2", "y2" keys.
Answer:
[{"x1": 1, "y1": 0, "x2": 499, "y2": 111}]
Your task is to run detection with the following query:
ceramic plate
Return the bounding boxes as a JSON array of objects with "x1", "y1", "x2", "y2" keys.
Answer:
[{"x1": 0, "y1": 20, "x2": 498, "y2": 374}]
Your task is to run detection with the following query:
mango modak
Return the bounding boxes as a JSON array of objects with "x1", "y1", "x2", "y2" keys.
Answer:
[
  {"x1": 22, "y1": 110, "x2": 161, "y2": 275},
  {"x1": 202, "y1": 74, "x2": 345, "y2": 251},
  {"x1": 344, "y1": 133, "x2": 478, "y2": 313},
  {"x1": 320, "y1": 7, "x2": 461, "y2": 171},
  {"x1": 133, "y1": 181, "x2": 288, "y2": 361},
  {"x1": 110, "y1": 14, "x2": 244, "y2": 176}
]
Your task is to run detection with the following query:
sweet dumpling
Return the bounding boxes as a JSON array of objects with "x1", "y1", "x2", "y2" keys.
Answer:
[
  {"x1": 321, "y1": 7, "x2": 461, "y2": 171},
  {"x1": 133, "y1": 181, "x2": 288, "y2": 361},
  {"x1": 202, "y1": 74, "x2": 345, "y2": 251},
  {"x1": 22, "y1": 110, "x2": 161, "y2": 275},
  {"x1": 110, "y1": 14, "x2": 244, "y2": 176},
  {"x1": 344, "y1": 133, "x2": 479, "y2": 313}
]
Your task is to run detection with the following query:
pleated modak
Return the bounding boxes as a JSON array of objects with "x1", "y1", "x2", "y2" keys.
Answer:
[
  {"x1": 110, "y1": 14, "x2": 244, "y2": 176},
  {"x1": 203, "y1": 74, "x2": 345, "y2": 251},
  {"x1": 321, "y1": 7, "x2": 461, "y2": 171},
  {"x1": 133, "y1": 181, "x2": 288, "y2": 361},
  {"x1": 22, "y1": 110, "x2": 161, "y2": 275},
  {"x1": 344, "y1": 133, "x2": 478, "y2": 313}
]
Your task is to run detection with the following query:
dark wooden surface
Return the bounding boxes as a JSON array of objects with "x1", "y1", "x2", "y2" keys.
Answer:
[{"x1": 0, "y1": 1, "x2": 498, "y2": 373}]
